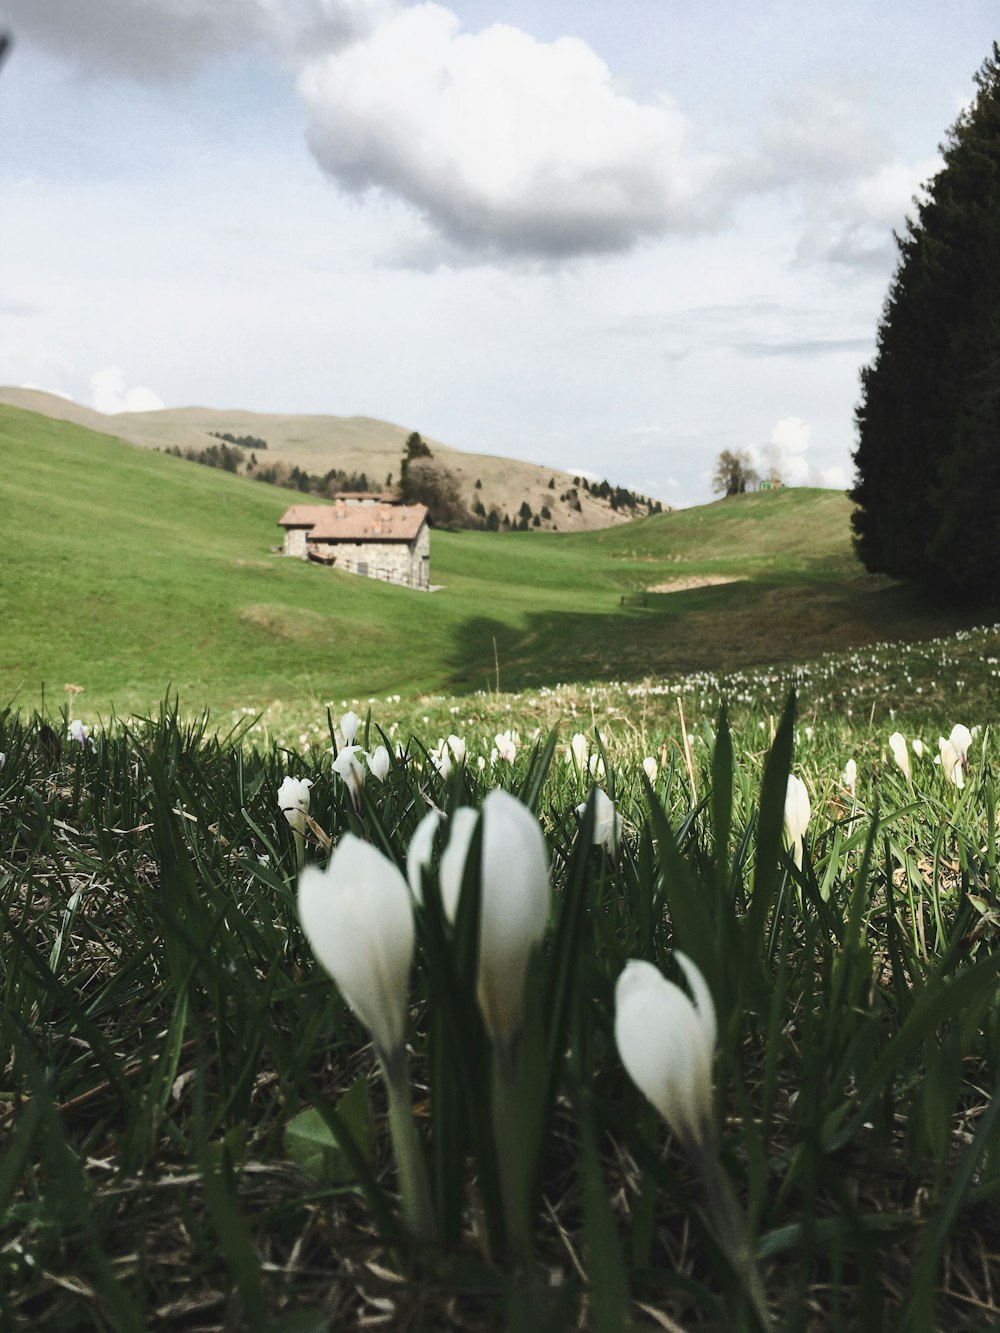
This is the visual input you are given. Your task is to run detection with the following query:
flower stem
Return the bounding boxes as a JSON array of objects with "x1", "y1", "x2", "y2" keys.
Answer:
[
  {"x1": 492, "y1": 1035, "x2": 532, "y2": 1267},
  {"x1": 696, "y1": 1142, "x2": 772, "y2": 1331},
  {"x1": 383, "y1": 1051, "x2": 436, "y2": 1244}
]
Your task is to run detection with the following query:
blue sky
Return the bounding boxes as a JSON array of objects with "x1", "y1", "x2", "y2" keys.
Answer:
[{"x1": 1, "y1": 1, "x2": 996, "y2": 504}]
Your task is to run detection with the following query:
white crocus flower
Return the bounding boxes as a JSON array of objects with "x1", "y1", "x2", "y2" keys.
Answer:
[
  {"x1": 430, "y1": 740, "x2": 453, "y2": 780},
  {"x1": 68, "y1": 719, "x2": 89, "y2": 748},
  {"x1": 340, "y1": 710, "x2": 361, "y2": 745},
  {"x1": 938, "y1": 736, "x2": 965, "y2": 788},
  {"x1": 331, "y1": 745, "x2": 365, "y2": 804},
  {"x1": 438, "y1": 790, "x2": 550, "y2": 1042},
  {"x1": 447, "y1": 734, "x2": 467, "y2": 765},
  {"x1": 569, "y1": 732, "x2": 589, "y2": 769},
  {"x1": 298, "y1": 836, "x2": 434, "y2": 1241},
  {"x1": 949, "y1": 724, "x2": 972, "y2": 772},
  {"x1": 615, "y1": 954, "x2": 771, "y2": 1326},
  {"x1": 278, "y1": 776, "x2": 312, "y2": 833},
  {"x1": 614, "y1": 954, "x2": 716, "y2": 1154},
  {"x1": 841, "y1": 758, "x2": 857, "y2": 797},
  {"x1": 366, "y1": 745, "x2": 391, "y2": 783},
  {"x1": 278, "y1": 775, "x2": 313, "y2": 866},
  {"x1": 494, "y1": 730, "x2": 518, "y2": 764},
  {"x1": 784, "y1": 774, "x2": 811, "y2": 870},
  {"x1": 576, "y1": 788, "x2": 622, "y2": 856},
  {"x1": 642, "y1": 755, "x2": 658, "y2": 784},
  {"x1": 911, "y1": 739, "x2": 924, "y2": 759},
  {"x1": 888, "y1": 732, "x2": 911, "y2": 781},
  {"x1": 298, "y1": 835, "x2": 414, "y2": 1062}
]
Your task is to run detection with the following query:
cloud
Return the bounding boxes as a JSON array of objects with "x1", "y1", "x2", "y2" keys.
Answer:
[
  {"x1": 752, "y1": 417, "x2": 845, "y2": 490},
  {"x1": 21, "y1": 381, "x2": 74, "y2": 400},
  {"x1": 758, "y1": 87, "x2": 889, "y2": 186},
  {"x1": 90, "y1": 367, "x2": 164, "y2": 414},
  {"x1": 791, "y1": 152, "x2": 940, "y2": 270},
  {"x1": 299, "y1": 4, "x2": 728, "y2": 260},
  {"x1": 736, "y1": 336, "x2": 874, "y2": 359},
  {"x1": 0, "y1": 0, "x2": 382, "y2": 79},
  {"x1": 751, "y1": 84, "x2": 943, "y2": 272}
]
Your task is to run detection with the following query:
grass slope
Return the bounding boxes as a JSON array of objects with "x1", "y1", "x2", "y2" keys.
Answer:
[{"x1": 1, "y1": 405, "x2": 983, "y2": 718}]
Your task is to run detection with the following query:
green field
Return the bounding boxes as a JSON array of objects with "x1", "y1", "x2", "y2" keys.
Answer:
[{"x1": 1, "y1": 404, "x2": 984, "y2": 721}]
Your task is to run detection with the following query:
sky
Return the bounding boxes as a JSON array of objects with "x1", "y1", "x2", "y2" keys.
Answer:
[{"x1": 1, "y1": 2, "x2": 996, "y2": 506}]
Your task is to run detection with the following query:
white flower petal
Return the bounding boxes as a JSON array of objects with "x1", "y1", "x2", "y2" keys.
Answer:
[
  {"x1": 406, "y1": 809, "x2": 441, "y2": 901},
  {"x1": 298, "y1": 835, "x2": 414, "y2": 1059},
  {"x1": 614, "y1": 957, "x2": 715, "y2": 1151}
]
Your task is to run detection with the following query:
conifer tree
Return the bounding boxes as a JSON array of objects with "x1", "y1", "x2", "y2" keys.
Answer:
[{"x1": 851, "y1": 43, "x2": 1000, "y2": 598}]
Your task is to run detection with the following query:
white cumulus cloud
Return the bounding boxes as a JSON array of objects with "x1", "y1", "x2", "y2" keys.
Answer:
[
  {"x1": 299, "y1": 3, "x2": 726, "y2": 260},
  {"x1": 90, "y1": 367, "x2": 164, "y2": 414},
  {"x1": 753, "y1": 417, "x2": 846, "y2": 490}
]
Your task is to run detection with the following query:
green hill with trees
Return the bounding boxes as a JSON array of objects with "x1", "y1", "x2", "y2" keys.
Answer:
[{"x1": 1, "y1": 404, "x2": 982, "y2": 718}]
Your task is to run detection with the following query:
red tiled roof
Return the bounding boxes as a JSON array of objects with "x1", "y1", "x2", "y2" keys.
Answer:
[
  {"x1": 278, "y1": 504, "x2": 333, "y2": 528},
  {"x1": 279, "y1": 500, "x2": 428, "y2": 541},
  {"x1": 308, "y1": 502, "x2": 429, "y2": 543}
]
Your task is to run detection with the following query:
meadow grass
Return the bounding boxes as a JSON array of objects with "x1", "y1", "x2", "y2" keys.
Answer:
[
  {"x1": 4, "y1": 405, "x2": 999, "y2": 1329},
  {"x1": 2, "y1": 405, "x2": 988, "y2": 724},
  {"x1": 2, "y1": 628, "x2": 998, "y2": 1331}
]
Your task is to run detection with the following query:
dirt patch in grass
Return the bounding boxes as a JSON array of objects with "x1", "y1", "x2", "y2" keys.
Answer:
[{"x1": 646, "y1": 574, "x2": 747, "y2": 593}]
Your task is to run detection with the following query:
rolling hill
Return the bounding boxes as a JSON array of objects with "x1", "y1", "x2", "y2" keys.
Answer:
[
  {"x1": 0, "y1": 386, "x2": 656, "y2": 534},
  {"x1": 1, "y1": 403, "x2": 979, "y2": 720}
]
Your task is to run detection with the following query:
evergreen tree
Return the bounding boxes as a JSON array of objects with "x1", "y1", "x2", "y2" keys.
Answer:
[{"x1": 851, "y1": 44, "x2": 1000, "y2": 598}]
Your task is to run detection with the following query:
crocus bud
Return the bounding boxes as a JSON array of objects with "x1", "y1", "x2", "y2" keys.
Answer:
[
  {"x1": 911, "y1": 739, "x2": 924, "y2": 759},
  {"x1": 576, "y1": 788, "x2": 622, "y2": 856},
  {"x1": 68, "y1": 719, "x2": 89, "y2": 748},
  {"x1": 438, "y1": 791, "x2": 549, "y2": 1041},
  {"x1": 278, "y1": 776, "x2": 312, "y2": 834},
  {"x1": 430, "y1": 741, "x2": 453, "y2": 780},
  {"x1": 938, "y1": 735, "x2": 965, "y2": 788},
  {"x1": 615, "y1": 954, "x2": 716, "y2": 1155},
  {"x1": 642, "y1": 756, "x2": 658, "y2": 784},
  {"x1": 332, "y1": 745, "x2": 365, "y2": 803},
  {"x1": 447, "y1": 734, "x2": 467, "y2": 765},
  {"x1": 494, "y1": 731, "x2": 518, "y2": 764},
  {"x1": 888, "y1": 732, "x2": 910, "y2": 781},
  {"x1": 841, "y1": 758, "x2": 857, "y2": 796},
  {"x1": 569, "y1": 733, "x2": 589, "y2": 769},
  {"x1": 784, "y1": 773, "x2": 811, "y2": 869},
  {"x1": 298, "y1": 834, "x2": 414, "y2": 1062},
  {"x1": 950, "y1": 724, "x2": 972, "y2": 771},
  {"x1": 340, "y1": 710, "x2": 361, "y2": 745},
  {"x1": 366, "y1": 745, "x2": 391, "y2": 783}
]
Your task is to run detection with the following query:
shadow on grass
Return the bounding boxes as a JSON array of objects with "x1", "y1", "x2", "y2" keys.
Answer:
[{"x1": 442, "y1": 576, "x2": 991, "y2": 694}]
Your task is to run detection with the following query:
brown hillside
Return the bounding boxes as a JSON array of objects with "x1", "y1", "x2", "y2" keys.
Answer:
[{"x1": 0, "y1": 387, "x2": 665, "y2": 533}]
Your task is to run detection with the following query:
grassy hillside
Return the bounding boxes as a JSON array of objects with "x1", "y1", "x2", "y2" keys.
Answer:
[
  {"x1": 1, "y1": 405, "x2": 981, "y2": 719},
  {"x1": 0, "y1": 387, "x2": 645, "y2": 534}
]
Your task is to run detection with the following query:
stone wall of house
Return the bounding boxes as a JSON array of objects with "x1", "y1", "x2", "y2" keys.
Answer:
[
  {"x1": 310, "y1": 525, "x2": 430, "y2": 587},
  {"x1": 284, "y1": 527, "x2": 309, "y2": 558}
]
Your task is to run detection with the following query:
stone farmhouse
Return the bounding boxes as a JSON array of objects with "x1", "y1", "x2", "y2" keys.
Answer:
[{"x1": 278, "y1": 495, "x2": 431, "y2": 589}]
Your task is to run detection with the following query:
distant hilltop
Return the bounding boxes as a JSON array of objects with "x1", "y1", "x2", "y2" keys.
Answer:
[{"x1": 0, "y1": 386, "x2": 667, "y2": 534}]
